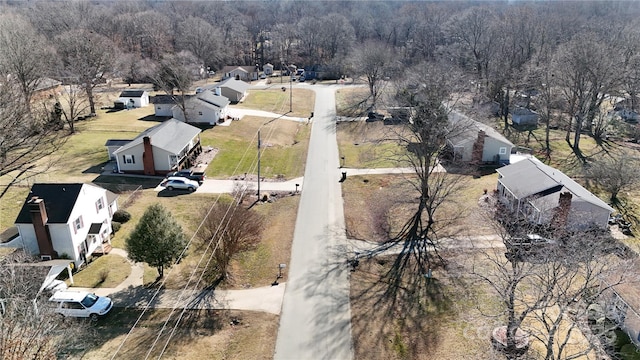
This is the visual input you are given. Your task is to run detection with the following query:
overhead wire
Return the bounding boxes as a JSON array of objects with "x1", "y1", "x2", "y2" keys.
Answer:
[{"x1": 114, "y1": 90, "x2": 298, "y2": 358}]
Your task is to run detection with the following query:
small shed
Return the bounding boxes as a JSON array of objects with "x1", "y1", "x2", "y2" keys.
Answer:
[
  {"x1": 263, "y1": 63, "x2": 274, "y2": 76},
  {"x1": 511, "y1": 107, "x2": 539, "y2": 126},
  {"x1": 117, "y1": 89, "x2": 150, "y2": 108}
]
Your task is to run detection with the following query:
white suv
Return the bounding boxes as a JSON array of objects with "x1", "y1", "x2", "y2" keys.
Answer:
[{"x1": 49, "y1": 290, "x2": 113, "y2": 321}]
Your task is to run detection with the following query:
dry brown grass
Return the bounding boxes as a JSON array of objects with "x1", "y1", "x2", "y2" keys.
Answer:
[
  {"x1": 342, "y1": 172, "x2": 499, "y2": 244},
  {"x1": 350, "y1": 250, "x2": 503, "y2": 360},
  {"x1": 75, "y1": 309, "x2": 277, "y2": 360}
]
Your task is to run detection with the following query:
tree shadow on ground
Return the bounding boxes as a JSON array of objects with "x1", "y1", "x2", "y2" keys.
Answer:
[{"x1": 349, "y1": 253, "x2": 457, "y2": 359}]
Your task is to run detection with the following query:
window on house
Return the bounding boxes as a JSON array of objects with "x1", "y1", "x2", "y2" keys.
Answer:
[
  {"x1": 73, "y1": 216, "x2": 84, "y2": 235},
  {"x1": 124, "y1": 154, "x2": 135, "y2": 164},
  {"x1": 95, "y1": 197, "x2": 104, "y2": 212},
  {"x1": 198, "y1": 111, "x2": 203, "y2": 116},
  {"x1": 499, "y1": 147, "x2": 507, "y2": 155}
]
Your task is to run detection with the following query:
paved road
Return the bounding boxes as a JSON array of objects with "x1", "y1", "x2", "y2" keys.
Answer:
[{"x1": 274, "y1": 87, "x2": 354, "y2": 360}]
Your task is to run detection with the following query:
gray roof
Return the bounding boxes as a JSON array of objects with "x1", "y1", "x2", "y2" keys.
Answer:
[
  {"x1": 448, "y1": 111, "x2": 514, "y2": 148},
  {"x1": 196, "y1": 90, "x2": 230, "y2": 108},
  {"x1": 151, "y1": 94, "x2": 176, "y2": 104},
  {"x1": 216, "y1": 78, "x2": 251, "y2": 93},
  {"x1": 119, "y1": 89, "x2": 148, "y2": 98},
  {"x1": 104, "y1": 139, "x2": 132, "y2": 147},
  {"x1": 497, "y1": 158, "x2": 613, "y2": 212},
  {"x1": 113, "y1": 118, "x2": 201, "y2": 156}
]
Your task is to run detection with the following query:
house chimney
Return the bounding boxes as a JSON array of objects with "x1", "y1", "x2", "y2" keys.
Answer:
[
  {"x1": 551, "y1": 192, "x2": 572, "y2": 231},
  {"x1": 471, "y1": 130, "x2": 486, "y2": 165},
  {"x1": 142, "y1": 136, "x2": 156, "y2": 175},
  {"x1": 28, "y1": 196, "x2": 55, "y2": 258}
]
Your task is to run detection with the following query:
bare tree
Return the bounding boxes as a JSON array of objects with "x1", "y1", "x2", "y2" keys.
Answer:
[
  {"x1": 553, "y1": 33, "x2": 623, "y2": 160},
  {"x1": 586, "y1": 150, "x2": 640, "y2": 203},
  {"x1": 0, "y1": 79, "x2": 67, "y2": 199},
  {"x1": 348, "y1": 40, "x2": 396, "y2": 111},
  {"x1": 475, "y1": 214, "x2": 631, "y2": 359},
  {"x1": 0, "y1": 251, "x2": 90, "y2": 359},
  {"x1": 53, "y1": 84, "x2": 90, "y2": 134},
  {"x1": 55, "y1": 29, "x2": 116, "y2": 115},
  {"x1": 175, "y1": 16, "x2": 222, "y2": 69},
  {"x1": 368, "y1": 64, "x2": 468, "y2": 297},
  {"x1": 147, "y1": 51, "x2": 199, "y2": 122},
  {"x1": 196, "y1": 200, "x2": 263, "y2": 283},
  {"x1": 447, "y1": 6, "x2": 496, "y2": 79},
  {"x1": 0, "y1": 13, "x2": 53, "y2": 107}
]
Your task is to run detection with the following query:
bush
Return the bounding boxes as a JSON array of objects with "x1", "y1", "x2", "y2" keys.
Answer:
[
  {"x1": 112, "y1": 209, "x2": 131, "y2": 223},
  {"x1": 112, "y1": 221, "x2": 121, "y2": 233},
  {"x1": 621, "y1": 344, "x2": 640, "y2": 360}
]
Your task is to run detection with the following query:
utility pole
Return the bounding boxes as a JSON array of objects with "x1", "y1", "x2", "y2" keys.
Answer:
[
  {"x1": 289, "y1": 73, "x2": 293, "y2": 113},
  {"x1": 257, "y1": 130, "x2": 261, "y2": 197}
]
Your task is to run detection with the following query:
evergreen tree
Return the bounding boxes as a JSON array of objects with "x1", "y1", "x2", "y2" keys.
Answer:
[{"x1": 125, "y1": 203, "x2": 186, "y2": 278}]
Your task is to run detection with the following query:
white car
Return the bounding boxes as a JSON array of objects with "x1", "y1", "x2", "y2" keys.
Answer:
[
  {"x1": 162, "y1": 177, "x2": 199, "y2": 192},
  {"x1": 49, "y1": 290, "x2": 113, "y2": 321}
]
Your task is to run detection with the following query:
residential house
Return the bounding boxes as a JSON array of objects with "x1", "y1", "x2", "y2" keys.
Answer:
[
  {"x1": 511, "y1": 107, "x2": 539, "y2": 126},
  {"x1": 104, "y1": 139, "x2": 132, "y2": 160},
  {"x1": 207, "y1": 78, "x2": 250, "y2": 103},
  {"x1": 496, "y1": 158, "x2": 614, "y2": 230},
  {"x1": 172, "y1": 90, "x2": 230, "y2": 125},
  {"x1": 221, "y1": 66, "x2": 258, "y2": 82},
  {"x1": 151, "y1": 94, "x2": 175, "y2": 117},
  {"x1": 111, "y1": 118, "x2": 202, "y2": 175},
  {"x1": 613, "y1": 97, "x2": 640, "y2": 123},
  {"x1": 14, "y1": 183, "x2": 118, "y2": 267},
  {"x1": 447, "y1": 111, "x2": 514, "y2": 165},
  {"x1": 115, "y1": 89, "x2": 150, "y2": 109},
  {"x1": 32, "y1": 77, "x2": 63, "y2": 101},
  {"x1": 263, "y1": 63, "x2": 274, "y2": 76}
]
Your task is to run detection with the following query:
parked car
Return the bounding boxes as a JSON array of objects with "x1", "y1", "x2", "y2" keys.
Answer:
[
  {"x1": 49, "y1": 290, "x2": 113, "y2": 321},
  {"x1": 166, "y1": 168, "x2": 206, "y2": 184},
  {"x1": 367, "y1": 111, "x2": 385, "y2": 122},
  {"x1": 162, "y1": 177, "x2": 199, "y2": 192},
  {"x1": 43, "y1": 279, "x2": 68, "y2": 296}
]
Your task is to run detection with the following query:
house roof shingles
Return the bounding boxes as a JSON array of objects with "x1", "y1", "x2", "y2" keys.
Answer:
[
  {"x1": 119, "y1": 90, "x2": 147, "y2": 98},
  {"x1": 14, "y1": 184, "x2": 116, "y2": 224},
  {"x1": 497, "y1": 158, "x2": 614, "y2": 212},
  {"x1": 448, "y1": 111, "x2": 514, "y2": 148},
  {"x1": 215, "y1": 78, "x2": 251, "y2": 93},
  {"x1": 196, "y1": 90, "x2": 230, "y2": 108},
  {"x1": 113, "y1": 118, "x2": 201, "y2": 156}
]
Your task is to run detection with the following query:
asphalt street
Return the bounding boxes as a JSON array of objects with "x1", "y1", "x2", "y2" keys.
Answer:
[{"x1": 274, "y1": 86, "x2": 354, "y2": 360}]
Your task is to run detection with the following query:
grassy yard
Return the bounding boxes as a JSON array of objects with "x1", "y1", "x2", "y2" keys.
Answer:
[
  {"x1": 72, "y1": 309, "x2": 277, "y2": 360},
  {"x1": 202, "y1": 116, "x2": 310, "y2": 179},
  {"x1": 234, "y1": 87, "x2": 315, "y2": 118},
  {"x1": 70, "y1": 253, "x2": 131, "y2": 288},
  {"x1": 336, "y1": 121, "x2": 407, "y2": 169}
]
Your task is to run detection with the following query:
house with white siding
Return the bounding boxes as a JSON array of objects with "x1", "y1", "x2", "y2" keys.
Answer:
[
  {"x1": 111, "y1": 119, "x2": 202, "y2": 175},
  {"x1": 447, "y1": 111, "x2": 514, "y2": 165},
  {"x1": 496, "y1": 158, "x2": 614, "y2": 230},
  {"x1": 172, "y1": 90, "x2": 230, "y2": 125},
  {"x1": 14, "y1": 183, "x2": 118, "y2": 267}
]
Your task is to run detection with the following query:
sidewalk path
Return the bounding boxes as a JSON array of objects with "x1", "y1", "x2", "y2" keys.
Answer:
[{"x1": 71, "y1": 247, "x2": 286, "y2": 315}]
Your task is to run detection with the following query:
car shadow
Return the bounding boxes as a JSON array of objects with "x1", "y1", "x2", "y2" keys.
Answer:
[{"x1": 156, "y1": 188, "x2": 194, "y2": 197}]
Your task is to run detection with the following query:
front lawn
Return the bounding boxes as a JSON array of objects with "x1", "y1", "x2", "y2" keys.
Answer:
[{"x1": 202, "y1": 116, "x2": 310, "y2": 179}]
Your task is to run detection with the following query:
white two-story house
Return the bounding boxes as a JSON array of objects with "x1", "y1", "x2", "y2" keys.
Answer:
[{"x1": 14, "y1": 183, "x2": 118, "y2": 267}]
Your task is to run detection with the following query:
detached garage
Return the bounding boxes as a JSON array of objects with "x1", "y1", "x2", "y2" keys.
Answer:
[{"x1": 116, "y1": 90, "x2": 150, "y2": 108}]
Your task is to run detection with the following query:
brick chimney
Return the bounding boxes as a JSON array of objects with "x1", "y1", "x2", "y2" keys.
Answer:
[
  {"x1": 551, "y1": 192, "x2": 572, "y2": 230},
  {"x1": 142, "y1": 136, "x2": 156, "y2": 175},
  {"x1": 28, "y1": 196, "x2": 55, "y2": 258},
  {"x1": 471, "y1": 130, "x2": 486, "y2": 165}
]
